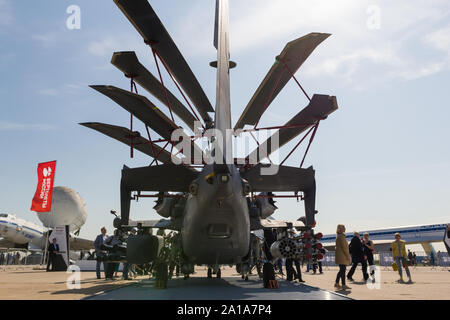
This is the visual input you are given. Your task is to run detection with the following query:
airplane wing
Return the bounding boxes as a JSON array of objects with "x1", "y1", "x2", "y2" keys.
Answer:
[
  {"x1": 260, "y1": 219, "x2": 306, "y2": 229},
  {"x1": 234, "y1": 33, "x2": 330, "y2": 130},
  {"x1": 80, "y1": 122, "x2": 173, "y2": 163},
  {"x1": 114, "y1": 0, "x2": 214, "y2": 125},
  {"x1": 69, "y1": 236, "x2": 95, "y2": 251},
  {"x1": 111, "y1": 51, "x2": 198, "y2": 131},
  {"x1": 246, "y1": 94, "x2": 338, "y2": 163},
  {"x1": 322, "y1": 240, "x2": 420, "y2": 252},
  {"x1": 0, "y1": 238, "x2": 27, "y2": 249}
]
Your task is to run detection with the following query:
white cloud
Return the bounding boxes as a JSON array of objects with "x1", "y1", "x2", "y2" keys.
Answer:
[
  {"x1": 394, "y1": 24, "x2": 450, "y2": 80},
  {"x1": 38, "y1": 88, "x2": 59, "y2": 96},
  {"x1": 0, "y1": 121, "x2": 56, "y2": 131},
  {"x1": 32, "y1": 33, "x2": 57, "y2": 47},
  {"x1": 426, "y1": 25, "x2": 450, "y2": 53},
  {"x1": 171, "y1": 0, "x2": 450, "y2": 86},
  {"x1": 87, "y1": 35, "x2": 146, "y2": 58},
  {"x1": 88, "y1": 37, "x2": 120, "y2": 57},
  {"x1": 38, "y1": 83, "x2": 87, "y2": 96}
]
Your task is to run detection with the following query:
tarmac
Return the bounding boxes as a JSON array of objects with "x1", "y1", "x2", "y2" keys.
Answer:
[{"x1": 0, "y1": 265, "x2": 448, "y2": 300}]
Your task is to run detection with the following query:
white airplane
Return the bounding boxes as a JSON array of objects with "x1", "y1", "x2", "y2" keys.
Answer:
[
  {"x1": 0, "y1": 213, "x2": 45, "y2": 249},
  {"x1": 0, "y1": 213, "x2": 92, "y2": 251},
  {"x1": 320, "y1": 223, "x2": 450, "y2": 255}
]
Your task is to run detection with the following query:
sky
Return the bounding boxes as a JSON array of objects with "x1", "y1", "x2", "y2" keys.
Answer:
[{"x1": 0, "y1": 0, "x2": 449, "y2": 249}]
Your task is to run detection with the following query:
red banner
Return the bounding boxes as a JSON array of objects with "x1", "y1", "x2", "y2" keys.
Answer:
[{"x1": 31, "y1": 161, "x2": 57, "y2": 212}]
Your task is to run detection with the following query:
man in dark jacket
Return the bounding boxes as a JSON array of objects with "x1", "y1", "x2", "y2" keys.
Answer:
[
  {"x1": 347, "y1": 232, "x2": 369, "y2": 281},
  {"x1": 46, "y1": 238, "x2": 60, "y2": 271},
  {"x1": 94, "y1": 227, "x2": 108, "y2": 279}
]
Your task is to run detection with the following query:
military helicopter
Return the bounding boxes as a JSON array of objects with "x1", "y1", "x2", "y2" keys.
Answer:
[{"x1": 82, "y1": 0, "x2": 338, "y2": 282}]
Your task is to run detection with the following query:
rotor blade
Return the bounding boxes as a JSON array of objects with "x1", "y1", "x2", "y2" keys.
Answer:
[
  {"x1": 90, "y1": 85, "x2": 204, "y2": 162},
  {"x1": 122, "y1": 164, "x2": 199, "y2": 193},
  {"x1": 246, "y1": 94, "x2": 338, "y2": 163},
  {"x1": 234, "y1": 33, "x2": 331, "y2": 130},
  {"x1": 111, "y1": 51, "x2": 197, "y2": 131},
  {"x1": 242, "y1": 164, "x2": 315, "y2": 192},
  {"x1": 243, "y1": 164, "x2": 317, "y2": 227},
  {"x1": 80, "y1": 122, "x2": 172, "y2": 163},
  {"x1": 114, "y1": 0, "x2": 214, "y2": 125},
  {"x1": 120, "y1": 164, "x2": 199, "y2": 226},
  {"x1": 90, "y1": 85, "x2": 178, "y2": 140}
]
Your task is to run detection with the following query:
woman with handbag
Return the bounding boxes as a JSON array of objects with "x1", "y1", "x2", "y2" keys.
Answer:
[
  {"x1": 334, "y1": 224, "x2": 351, "y2": 290},
  {"x1": 392, "y1": 233, "x2": 412, "y2": 283}
]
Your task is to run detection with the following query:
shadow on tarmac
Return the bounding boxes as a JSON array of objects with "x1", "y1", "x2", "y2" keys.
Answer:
[{"x1": 84, "y1": 277, "x2": 351, "y2": 300}]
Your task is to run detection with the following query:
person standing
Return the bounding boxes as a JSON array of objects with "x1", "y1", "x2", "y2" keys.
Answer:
[
  {"x1": 128, "y1": 228, "x2": 138, "y2": 279},
  {"x1": 392, "y1": 233, "x2": 412, "y2": 283},
  {"x1": 46, "y1": 238, "x2": 59, "y2": 272},
  {"x1": 104, "y1": 230, "x2": 121, "y2": 280},
  {"x1": 363, "y1": 233, "x2": 375, "y2": 279},
  {"x1": 122, "y1": 228, "x2": 138, "y2": 281},
  {"x1": 334, "y1": 224, "x2": 351, "y2": 290},
  {"x1": 430, "y1": 251, "x2": 435, "y2": 266},
  {"x1": 94, "y1": 227, "x2": 108, "y2": 279},
  {"x1": 347, "y1": 232, "x2": 369, "y2": 281},
  {"x1": 412, "y1": 252, "x2": 417, "y2": 266},
  {"x1": 408, "y1": 250, "x2": 413, "y2": 265},
  {"x1": 313, "y1": 248, "x2": 327, "y2": 274},
  {"x1": 285, "y1": 229, "x2": 304, "y2": 283}
]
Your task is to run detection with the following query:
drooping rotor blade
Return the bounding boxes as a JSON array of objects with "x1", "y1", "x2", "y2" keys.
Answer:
[
  {"x1": 122, "y1": 164, "x2": 199, "y2": 193},
  {"x1": 246, "y1": 94, "x2": 338, "y2": 163},
  {"x1": 90, "y1": 85, "x2": 178, "y2": 140},
  {"x1": 242, "y1": 164, "x2": 317, "y2": 227},
  {"x1": 111, "y1": 51, "x2": 197, "y2": 131},
  {"x1": 120, "y1": 164, "x2": 199, "y2": 225},
  {"x1": 90, "y1": 85, "x2": 204, "y2": 162},
  {"x1": 234, "y1": 33, "x2": 331, "y2": 130},
  {"x1": 80, "y1": 122, "x2": 172, "y2": 163},
  {"x1": 242, "y1": 164, "x2": 315, "y2": 192},
  {"x1": 114, "y1": 0, "x2": 214, "y2": 126}
]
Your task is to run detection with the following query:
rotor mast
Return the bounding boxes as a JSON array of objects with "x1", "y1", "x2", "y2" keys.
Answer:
[{"x1": 213, "y1": 0, "x2": 233, "y2": 167}]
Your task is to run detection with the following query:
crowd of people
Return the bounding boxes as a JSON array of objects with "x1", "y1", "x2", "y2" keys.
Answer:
[
  {"x1": 94, "y1": 227, "x2": 136, "y2": 280},
  {"x1": 90, "y1": 223, "x2": 445, "y2": 285},
  {"x1": 0, "y1": 252, "x2": 21, "y2": 265},
  {"x1": 271, "y1": 228, "x2": 328, "y2": 284},
  {"x1": 334, "y1": 224, "x2": 413, "y2": 290}
]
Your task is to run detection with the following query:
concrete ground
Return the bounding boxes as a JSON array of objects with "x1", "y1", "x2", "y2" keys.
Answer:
[
  {"x1": 0, "y1": 265, "x2": 448, "y2": 300},
  {"x1": 299, "y1": 265, "x2": 450, "y2": 300},
  {"x1": 0, "y1": 265, "x2": 141, "y2": 300}
]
